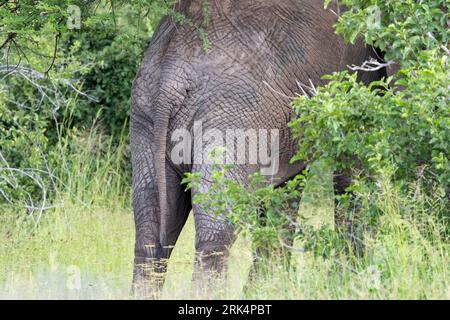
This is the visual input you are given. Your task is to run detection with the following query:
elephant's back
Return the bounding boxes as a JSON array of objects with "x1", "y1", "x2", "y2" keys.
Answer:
[
  {"x1": 150, "y1": 0, "x2": 358, "y2": 130},
  {"x1": 159, "y1": 0, "x2": 356, "y2": 98}
]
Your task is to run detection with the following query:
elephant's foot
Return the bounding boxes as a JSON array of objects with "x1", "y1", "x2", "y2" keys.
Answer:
[{"x1": 132, "y1": 257, "x2": 168, "y2": 299}]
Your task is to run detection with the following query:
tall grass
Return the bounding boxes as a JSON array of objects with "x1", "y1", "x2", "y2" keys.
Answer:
[
  {"x1": 244, "y1": 177, "x2": 449, "y2": 299},
  {"x1": 0, "y1": 129, "x2": 448, "y2": 300},
  {"x1": 55, "y1": 121, "x2": 131, "y2": 208}
]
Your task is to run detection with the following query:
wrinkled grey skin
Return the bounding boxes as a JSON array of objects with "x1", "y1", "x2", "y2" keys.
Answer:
[{"x1": 131, "y1": 0, "x2": 385, "y2": 295}]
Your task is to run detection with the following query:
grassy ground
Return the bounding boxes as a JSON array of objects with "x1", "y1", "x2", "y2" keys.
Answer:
[
  {"x1": 1, "y1": 189, "x2": 448, "y2": 299},
  {"x1": 0, "y1": 134, "x2": 448, "y2": 300},
  {"x1": 0, "y1": 200, "x2": 252, "y2": 299}
]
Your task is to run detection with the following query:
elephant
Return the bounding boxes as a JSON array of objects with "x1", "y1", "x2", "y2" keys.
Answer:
[{"x1": 130, "y1": 0, "x2": 386, "y2": 296}]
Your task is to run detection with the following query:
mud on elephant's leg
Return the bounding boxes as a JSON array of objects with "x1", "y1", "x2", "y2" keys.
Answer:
[{"x1": 333, "y1": 170, "x2": 364, "y2": 257}]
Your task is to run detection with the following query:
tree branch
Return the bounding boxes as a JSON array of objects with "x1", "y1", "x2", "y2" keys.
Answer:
[
  {"x1": 0, "y1": 32, "x2": 16, "y2": 50},
  {"x1": 347, "y1": 58, "x2": 396, "y2": 72}
]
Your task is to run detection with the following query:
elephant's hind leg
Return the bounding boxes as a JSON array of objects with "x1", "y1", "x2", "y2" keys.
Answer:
[
  {"x1": 132, "y1": 134, "x2": 191, "y2": 298},
  {"x1": 190, "y1": 164, "x2": 239, "y2": 294}
]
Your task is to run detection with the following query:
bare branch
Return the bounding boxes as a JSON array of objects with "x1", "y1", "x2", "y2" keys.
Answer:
[
  {"x1": 296, "y1": 79, "x2": 318, "y2": 97},
  {"x1": 0, "y1": 64, "x2": 99, "y2": 102},
  {"x1": 263, "y1": 81, "x2": 296, "y2": 100},
  {"x1": 282, "y1": 242, "x2": 306, "y2": 253},
  {"x1": 0, "y1": 165, "x2": 48, "y2": 228},
  {"x1": 0, "y1": 32, "x2": 16, "y2": 50},
  {"x1": 44, "y1": 32, "x2": 61, "y2": 76},
  {"x1": 348, "y1": 58, "x2": 396, "y2": 72}
]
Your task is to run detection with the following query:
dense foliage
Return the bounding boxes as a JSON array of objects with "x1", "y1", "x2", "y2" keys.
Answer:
[
  {"x1": 0, "y1": 0, "x2": 449, "y2": 299},
  {"x1": 1, "y1": 0, "x2": 449, "y2": 252},
  {"x1": 185, "y1": 0, "x2": 450, "y2": 256},
  {"x1": 0, "y1": 1, "x2": 171, "y2": 210},
  {"x1": 304, "y1": 0, "x2": 450, "y2": 188}
]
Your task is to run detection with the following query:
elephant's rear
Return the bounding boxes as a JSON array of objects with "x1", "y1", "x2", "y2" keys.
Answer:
[{"x1": 130, "y1": 0, "x2": 386, "y2": 296}]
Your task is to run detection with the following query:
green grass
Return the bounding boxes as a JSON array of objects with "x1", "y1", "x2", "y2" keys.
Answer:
[
  {"x1": 0, "y1": 200, "x2": 253, "y2": 299},
  {"x1": 0, "y1": 133, "x2": 448, "y2": 300},
  {"x1": 1, "y1": 192, "x2": 448, "y2": 299}
]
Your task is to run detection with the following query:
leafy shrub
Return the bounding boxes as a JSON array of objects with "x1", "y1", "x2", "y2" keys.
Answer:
[
  {"x1": 290, "y1": 50, "x2": 449, "y2": 194},
  {"x1": 64, "y1": 3, "x2": 154, "y2": 135},
  {"x1": 185, "y1": 0, "x2": 449, "y2": 255},
  {"x1": 183, "y1": 156, "x2": 306, "y2": 255},
  {"x1": 329, "y1": 0, "x2": 449, "y2": 67},
  {"x1": 0, "y1": 1, "x2": 165, "y2": 209},
  {"x1": 290, "y1": 1, "x2": 449, "y2": 202}
]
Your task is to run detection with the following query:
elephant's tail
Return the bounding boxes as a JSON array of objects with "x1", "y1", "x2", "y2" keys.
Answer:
[{"x1": 154, "y1": 102, "x2": 171, "y2": 251}]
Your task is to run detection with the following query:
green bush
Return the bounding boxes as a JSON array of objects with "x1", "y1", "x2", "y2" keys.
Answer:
[
  {"x1": 0, "y1": 1, "x2": 165, "y2": 208},
  {"x1": 290, "y1": 50, "x2": 449, "y2": 194},
  {"x1": 290, "y1": 1, "x2": 449, "y2": 209},
  {"x1": 186, "y1": 0, "x2": 449, "y2": 254},
  {"x1": 183, "y1": 157, "x2": 306, "y2": 255},
  {"x1": 64, "y1": 4, "x2": 155, "y2": 135},
  {"x1": 329, "y1": 0, "x2": 448, "y2": 67}
]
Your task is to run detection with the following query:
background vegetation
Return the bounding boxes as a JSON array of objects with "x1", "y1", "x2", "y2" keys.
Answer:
[{"x1": 0, "y1": 0, "x2": 448, "y2": 299}]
